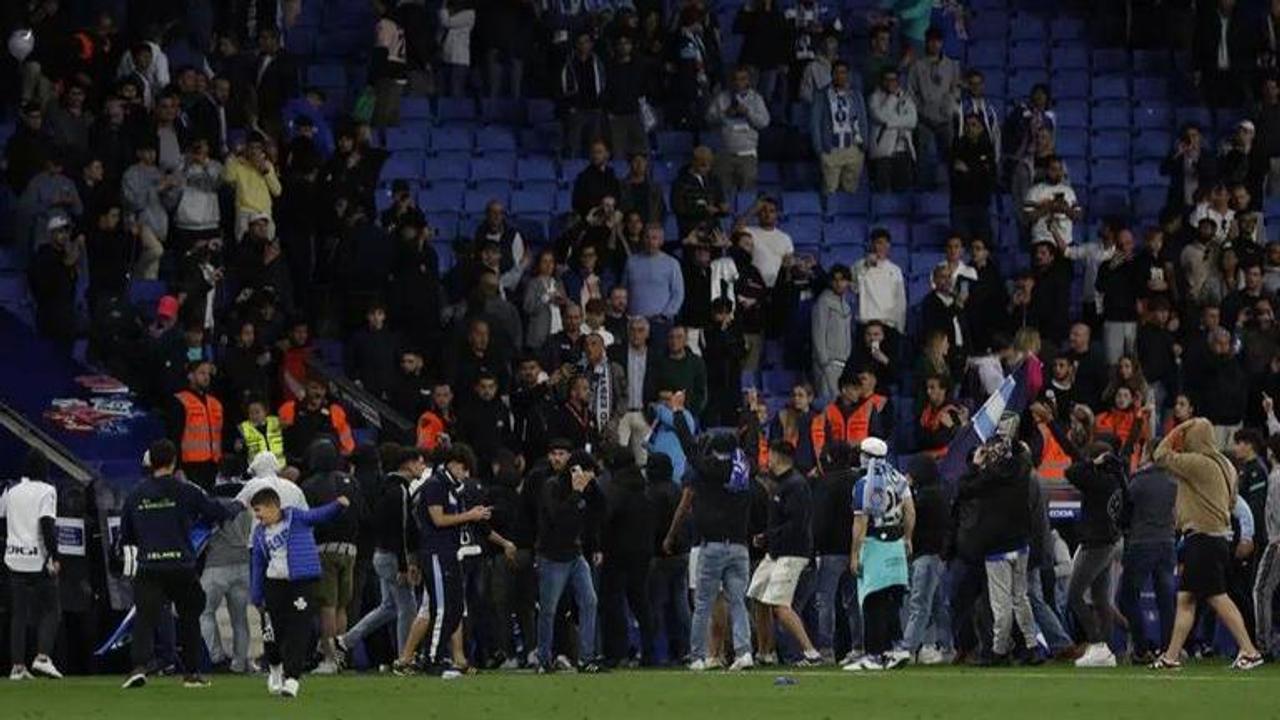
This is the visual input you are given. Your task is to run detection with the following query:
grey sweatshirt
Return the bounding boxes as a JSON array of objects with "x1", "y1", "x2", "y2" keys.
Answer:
[
  {"x1": 906, "y1": 54, "x2": 962, "y2": 127},
  {"x1": 706, "y1": 89, "x2": 770, "y2": 156},
  {"x1": 810, "y1": 288, "x2": 852, "y2": 369},
  {"x1": 122, "y1": 162, "x2": 172, "y2": 237},
  {"x1": 1267, "y1": 467, "x2": 1280, "y2": 544},
  {"x1": 1126, "y1": 465, "x2": 1178, "y2": 545}
]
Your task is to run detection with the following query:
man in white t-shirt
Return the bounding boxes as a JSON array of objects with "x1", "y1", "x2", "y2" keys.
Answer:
[
  {"x1": 743, "y1": 197, "x2": 794, "y2": 288},
  {"x1": 1023, "y1": 156, "x2": 1081, "y2": 246},
  {"x1": 851, "y1": 227, "x2": 907, "y2": 333},
  {"x1": 1, "y1": 450, "x2": 63, "y2": 680}
]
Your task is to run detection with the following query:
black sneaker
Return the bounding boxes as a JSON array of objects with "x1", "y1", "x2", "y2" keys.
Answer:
[
  {"x1": 334, "y1": 636, "x2": 350, "y2": 668},
  {"x1": 391, "y1": 659, "x2": 417, "y2": 677},
  {"x1": 182, "y1": 674, "x2": 211, "y2": 688},
  {"x1": 121, "y1": 671, "x2": 147, "y2": 689},
  {"x1": 973, "y1": 653, "x2": 1010, "y2": 667}
]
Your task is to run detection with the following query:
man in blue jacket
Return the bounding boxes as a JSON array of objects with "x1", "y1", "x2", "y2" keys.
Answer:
[
  {"x1": 810, "y1": 60, "x2": 868, "y2": 195},
  {"x1": 119, "y1": 439, "x2": 245, "y2": 690}
]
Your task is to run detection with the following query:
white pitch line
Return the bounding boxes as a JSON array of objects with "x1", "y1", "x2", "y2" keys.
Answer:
[{"x1": 621, "y1": 668, "x2": 1269, "y2": 683}]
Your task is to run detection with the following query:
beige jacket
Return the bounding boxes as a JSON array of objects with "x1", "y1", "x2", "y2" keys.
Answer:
[{"x1": 1153, "y1": 418, "x2": 1237, "y2": 536}]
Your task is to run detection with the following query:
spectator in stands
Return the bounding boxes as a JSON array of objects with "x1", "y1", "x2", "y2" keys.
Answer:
[
  {"x1": 867, "y1": 68, "x2": 918, "y2": 192},
  {"x1": 117, "y1": 41, "x2": 169, "y2": 109},
  {"x1": 732, "y1": 0, "x2": 788, "y2": 109},
  {"x1": 542, "y1": 301, "x2": 586, "y2": 370},
  {"x1": 280, "y1": 379, "x2": 356, "y2": 464},
  {"x1": 121, "y1": 140, "x2": 175, "y2": 280},
  {"x1": 741, "y1": 197, "x2": 793, "y2": 289},
  {"x1": 388, "y1": 216, "x2": 443, "y2": 353},
  {"x1": 706, "y1": 67, "x2": 770, "y2": 196},
  {"x1": 346, "y1": 303, "x2": 400, "y2": 401},
  {"x1": 1004, "y1": 84, "x2": 1055, "y2": 178},
  {"x1": 811, "y1": 264, "x2": 853, "y2": 400},
  {"x1": 523, "y1": 249, "x2": 570, "y2": 351},
  {"x1": 20, "y1": 152, "x2": 83, "y2": 249},
  {"x1": 604, "y1": 35, "x2": 650, "y2": 159},
  {"x1": 848, "y1": 321, "x2": 897, "y2": 388},
  {"x1": 6, "y1": 102, "x2": 49, "y2": 193},
  {"x1": 1162, "y1": 123, "x2": 1217, "y2": 214},
  {"x1": 1219, "y1": 120, "x2": 1262, "y2": 201},
  {"x1": 862, "y1": 24, "x2": 897, "y2": 92},
  {"x1": 1028, "y1": 242, "x2": 1074, "y2": 346},
  {"x1": 1136, "y1": 226, "x2": 1180, "y2": 308},
  {"x1": 439, "y1": 0, "x2": 477, "y2": 98},
  {"x1": 650, "y1": 326, "x2": 709, "y2": 418},
  {"x1": 921, "y1": 268, "x2": 967, "y2": 361},
  {"x1": 949, "y1": 112, "x2": 997, "y2": 242},
  {"x1": 572, "y1": 140, "x2": 621, "y2": 217},
  {"x1": 798, "y1": 33, "x2": 841, "y2": 105},
  {"x1": 84, "y1": 204, "x2": 140, "y2": 314},
  {"x1": 416, "y1": 383, "x2": 456, "y2": 452},
  {"x1": 1194, "y1": 0, "x2": 1253, "y2": 108},
  {"x1": 45, "y1": 83, "x2": 92, "y2": 168},
  {"x1": 819, "y1": 374, "x2": 889, "y2": 452},
  {"x1": 249, "y1": 26, "x2": 297, "y2": 139},
  {"x1": 963, "y1": 236, "x2": 1006, "y2": 354},
  {"x1": 908, "y1": 28, "x2": 961, "y2": 187},
  {"x1": 671, "y1": 146, "x2": 729, "y2": 239},
  {"x1": 173, "y1": 138, "x2": 224, "y2": 250},
  {"x1": 457, "y1": 372, "x2": 517, "y2": 475},
  {"x1": 953, "y1": 70, "x2": 1000, "y2": 164},
  {"x1": 769, "y1": 384, "x2": 822, "y2": 474},
  {"x1": 1182, "y1": 217, "x2": 1219, "y2": 306},
  {"x1": 1254, "y1": 77, "x2": 1280, "y2": 195},
  {"x1": 618, "y1": 153, "x2": 666, "y2": 225},
  {"x1": 810, "y1": 60, "x2": 868, "y2": 196},
  {"x1": 26, "y1": 215, "x2": 80, "y2": 349},
  {"x1": 1223, "y1": 262, "x2": 1270, "y2": 331},
  {"x1": 850, "y1": 227, "x2": 907, "y2": 343},
  {"x1": 480, "y1": 0, "x2": 534, "y2": 99},
  {"x1": 1203, "y1": 244, "x2": 1244, "y2": 308},
  {"x1": 624, "y1": 224, "x2": 685, "y2": 344},
  {"x1": 473, "y1": 201, "x2": 529, "y2": 294},
  {"x1": 670, "y1": 7, "x2": 720, "y2": 130},
  {"x1": 224, "y1": 132, "x2": 283, "y2": 240},
  {"x1": 1022, "y1": 156, "x2": 1080, "y2": 246},
  {"x1": 237, "y1": 398, "x2": 286, "y2": 466},
  {"x1": 1136, "y1": 299, "x2": 1178, "y2": 416},
  {"x1": 1096, "y1": 228, "x2": 1141, "y2": 364},
  {"x1": 917, "y1": 375, "x2": 964, "y2": 457},
  {"x1": 560, "y1": 32, "x2": 608, "y2": 158},
  {"x1": 1199, "y1": 328, "x2": 1250, "y2": 447},
  {"x1": 1009, "y1": 125, "x2": 1060, "y2": 211}
]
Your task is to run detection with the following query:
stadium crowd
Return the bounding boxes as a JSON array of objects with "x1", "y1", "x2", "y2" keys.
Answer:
[{"x1": 3, "y1": 0, "x2": 1280, "y2": 696}]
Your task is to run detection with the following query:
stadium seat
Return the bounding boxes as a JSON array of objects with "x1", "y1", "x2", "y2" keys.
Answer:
[
  {"x1": 1134, "y1": 104, "x2": 1173, "y2": 130},
  {"x1": 481, "y1": 98, "x2": 525, "y2": 125},
  {"x1": 871, "y1": 193, "x2": 911, "y2": 219},
  {"x1": 1051, "y1": 70, "x2": 1089, "y2": 99},
  {"x1": 1133, "y1": 161, "x2": 1165, "y2": 187},
  {"x1": 1010, "y1": 43, "x2": 1045, "y2": 69},
  {"x1": 1132, "y1": 186, "x2": 1167, "y2": 219},
  {"x1": 1051, "y1": 17, "x2": 1086, "y2": 41},
  {"x1": 1008, "y1": 70, "x2": 1048, "y2": 98},
  {"x1": 561, "y1": 158, "x2": 589, "y2": 184},
  {"x1": 782, "y1": 192, "x2": 823, "y2": 218},
  {"x1": 1090, "y1": 104, "x2": 1131, "y2": 130},
  {"x1": 437, "y1": 97, "x2": 478, "y2": 124},
  {"x1": 966, "y1": 42, "x2": 1005, "y2": 69},
  {"x1": 471, "y1": 154, "x2": 517, "y2": 181},
  {"x1": 475, "y1": 127, "x2": 518, "y2": 153},
  {"x1": 824, "y1": 219, "x2": 866, "y2": 246},
  {"x1": 911, "y1": 223, "x2": 952, "y2": 249},
  {"x1": 1133, "y1": 77, "x2": 1169, "y2": 102},
  {"x1": 1133, "y1": 49, "x2": 1169, "y2": 74},
  {"x1": 912, "y1": 192, "x2": 949, "y2": 219},
  {"x1": 1056, "y1": 128, "x2": 1089, "y2": 156},
  {"x1": 656, "y1": 131, "x2": 694, "y2": 157},
  {"x1": 1008, "y1": 14, "x2": 1046, "y2": 42},
  {"x1": 1090, "y1": 158, "x2": 1131, "y2": 187},
  {"x1": 424, "y1": 156, "x2": 470, "y2": 183},
  {"x1": 511, "y1": 188, "x2": 555, "y2": 215},
  {"x1": 1090, "y1": 130, "x2": 1130, "y2": 158},
  {"x1": 384, "y1": 127, "x2": 427, "y2": 152},
  {"x1": 1089, "y1": 188, "x2": 1131, "y2": 217},
  {"x1": 528, "y1": 99, "x2": 556, "y2": 125},
  {"x1": 402, "y1": 97, "x2": 433, "y2": 122},
  {"x1": 306, "y1": 64, "x2": 345, "y2": 87},
  {"x1": 464, "y1": 191, "x2": 503, "y2": 215},
  {"x1": 1051, "y1": 44, "x2": 1088, "y2": 71},
  {"x1": 420, "y1": 185, "x2": 465, "y2": 213},
  {"x1": 1092, "y1": 49, "x2": 1130, "y2": 73},
  {"x1": 826, "y1": 191, "x2": 869, "y2": 218},
  {"x1": 1055, "y1": 101, "x2": 1088, "y2": 129},
  {"x1": 788, "y1": 217, "x2": 824, "y2": 245},
  {"x1": 431, "y1": 127, "x2": 473, "y2": 153},
  {"x1": 1133, "y1": 131, "x2": 1172, "y2": 161},
  {"x1": 1175, "y1": 106, "x2": 1212, "y2": 130},
  {"x1": 1091, "y1": 75, "x2": 1129, "y2": 100},
  {"x1": 516, "y1": 157, "x2": 558, "y2": 183},
  {"x1": 379, "y1": 152, "x2": 423, "y2": 184},
  {"x1": 758, "y1": 162, "x2": 783, "y2": 187}
]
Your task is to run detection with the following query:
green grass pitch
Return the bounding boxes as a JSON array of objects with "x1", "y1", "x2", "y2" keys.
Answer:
[{"x1": 5, "y1": 664, "x2": 1276, "y2": 719}]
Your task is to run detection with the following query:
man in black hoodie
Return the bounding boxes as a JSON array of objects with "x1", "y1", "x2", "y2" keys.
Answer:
[
  {"x1": 600, "y1": 447, "x2": 657, "y2": 666},
  {"x1": 646, "y1": 452, "x2": 691, "y2": 665},
  {"x1": 809, "y1": 442, "x2": 861, "y2": 663},
  {"x1": 899, "y1": 454, "x2": 951, "y2": 664},
  {"x1": 1065, "y1": 442, "x2": 1126, "y2": 668},
  {"x1": 454, "y1": 372, "x2": 516, "y2": 479},
  {"x1": 301, "y1": 439, "x2": 363, "y2": 673},
  {"x1": 746, "y1": 441, "x2": 824, "y2": 666},
  {"x1": 484, "y1": 449, "x2": 538, "y2": 669}
]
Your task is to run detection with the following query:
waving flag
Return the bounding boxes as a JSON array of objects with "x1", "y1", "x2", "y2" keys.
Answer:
[{"x1": 938, "y1": 354, "x2": 1040, "y2": 488}]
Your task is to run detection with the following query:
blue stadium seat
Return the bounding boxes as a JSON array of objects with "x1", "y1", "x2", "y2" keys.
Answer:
[
  {"x1": 306, "y1": 64, "x2": 345, "y2": 87},
  {"x1": 912, "y1": 192, "x2": 948, "y2": 219},
  {"x1": 1090, "y1": 130, "x2": 1130, "y2": 158},
  {"x1": 1133, "y1": 50, "x2": 1169, "y2": 74},
  {"x1": 1134, "y1": 131, "x2": 1172, "y2": 161},
  {"x1": 1090, "y1": 104, "x2": 1131, "y2": 130},
  {"x1": 481, "y1": 98, "x2": 525, "y2": 125},
  {"x1": 528, "y1": 99, "x2": 556, "y2": 125},
  {"x1": 423, "y1": 156, "x2": 470, "y2": 182},
  {"x1": 911, "y1": 250, "x2": 946, "y2": 277},
  {"x1": 516, "y1": 157, "x2": 558, "y2": 183},
  {"x1": 1008, "y1": 14, "x2": 1046, "y2": 42},
  {"x1": 1052, "y1": 44, "x2": 1089, "y2": 71},
  {"x1": 1055, "y1": 101, "x2": 1088, "y2": 129},
  {"x1": 464, "y1": 191, "x2": 504, "y2": 215},
  {"x1": 788, "y1": 217, "x2": 824, "y2": 245},
  {"x1": 437, "y1": 97, "x2": 478, "y2": 124},
  {"x1": 1091, "y1": 75, "x2": 1129, "y2": 100},
  {"x1": 1092, "y1": 49, "x2": 1130, "y2": 73},
  {"x1": 384, "y1": 127, "x2": 427, "y2": 151},
  {"x1": 821, "y1": 245, "x2": 864, "y2": 269},
  {"x1": 824, "y1": 218, "x2": 866, "y2": 246},
  {"x1": 1089, "y1": 188, "x2": 1131, "y2": 217},
  {"x1": 1090, "y1": 158, "x2": 1131, "y2": 187},
  {"x1": 379, "y1": 152, "x2": 423, "y2": 183},
  {"x1": 471, "y1": 154, "x2": 517, "y2": 181},
  {"x1": 555, "y1": 188, "x2": 573, "y2": 213},
  {"x1": 1133, "y1": 161, "x2": 1165, "y2": 187},
  {"x1": 1133, "y1": 186, "x2": 1167, "y2": 219},
  {"x1": 473, "y1": 180, "x2": 512, "y2": 198},
  {"x1": 1010, "y1": 43, "x2": 1045, "y2": 69},
  {"x1": 402, "y1": 97, "x2": 432, "y2": 122},
  {"x1": 1051, "y1": 70, "x2": 1089, "y2": 100},
  {"x1": 783, "y1": 162, "x2": 820, "y2": 190},
  {"x1": 1134, "y1": 104, "x2": 1173, "y2": 130},
  {"x1": 878, "y1": 219, "x2": 910, "y2": 248},
  {"x1": 519, "y1": 124, "x2": 561, "y2": 155},
  {"x1": 911, "y1": 223, "x2": 951, "y2": 249},
  {"x1": 761, "y1": 370, "x2": 798, "y2": 396},
  {"x1": 431, "y1": 127, "x2": 473, "y2": 153},
  {"x1": 1134, "y1": 77, "x2": 1169, "y2": 102},
  {"x1": 1056, "y1": 128, "x2": 1089, "y2": 156},
  {"x1": 826, "y1": 191, "x2": 869, "y2": 218},
  {"x1": 511, "y1": 188, "x2": 555, "y2": 215},
  {"x1": 1008, "y1": 70, "x2": 1048, "y2": 98},
  {"x1": 734, "y1": 191, "x2": 758, "y2": 214},
  {"x1": 656, "y1": 131, "x2": 694, "y2": 158},
  {"x1": 286, "y1": 28, "x2": 316, "y2": 55},
  {"x1": 476, "y1": 127, "x2": 518, "y2": 153},
  {"x1": 966, "y1": 42, "x2": 1005, "y2": 69},
  {"x1": 1051, "y1": 17, "x2": 1086, "y2": 40},
  {"x1": 561, "y1": 158, "x2": 589, "y2": 184},
  {"x1": 128, "y1": 280, "x2": 167, "y2": 310},
  {"x1": 759, "y1": 162, "x2": 783, "y2": 186},
  {"x1": 871, "y1": 193, "x2": 911, "y2": 218},
  {"x1": 1175, "y1": 106, "x2": 1213, "y2": 129},
  {"x1": 782, "y1": 192, "x2": 823, "y2": 218},
  {"x1": 651, "y1": 160, "x2": 678, "y2": 185},
  {"x1": 1061, "y1": 155, "x2": 1088, "y2": 185},
  {"x1": 420, "y1": 184, "x2": 465, "y2": 213}
]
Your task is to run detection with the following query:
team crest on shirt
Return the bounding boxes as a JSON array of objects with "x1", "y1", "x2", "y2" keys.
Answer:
[{"x1": 293, "y1": 596, "x2": 308, "y2": 611}]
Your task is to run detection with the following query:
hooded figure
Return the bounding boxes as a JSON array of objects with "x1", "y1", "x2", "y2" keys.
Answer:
[
  {"x1": 600, "y1": 446, "x2": 658, "y2": 664},
  {"x1": 301, "y1": 439, "x2": 362, "y2": 545},
  {"x1": 237, "y1": 450, "x2": 310, "y2": 511},
  {"x1": 1153, "y1": 417, "x2": 1237, "y2": 536}
]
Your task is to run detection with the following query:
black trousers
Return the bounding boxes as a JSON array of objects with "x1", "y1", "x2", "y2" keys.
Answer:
[
  {"x1": 131, "y1": 567, "x2": 204, "y2": 673},
  {"x1": 600, "y1": 555, "x2": 654, "y2": 664},
  {"x1": 263, "y1": 579, "x2": 317, "y2": 680},
  {"x1": 9, "y1": 570, "x2": 60, "y2": 662},
  {"x1": 487, "y1": 549, "x2": 538, "y2": 659},
  {"x1": 862, "y1": 586, "x2": 905, "y2": 655},
  {"x1": 422, "y1": 552, "x2": 464, "y2": 665}
]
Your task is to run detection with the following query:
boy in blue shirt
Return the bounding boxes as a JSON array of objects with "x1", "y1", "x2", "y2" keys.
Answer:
[{"x1": 249, "y1": 488, "x2": 349, "y2": 698}]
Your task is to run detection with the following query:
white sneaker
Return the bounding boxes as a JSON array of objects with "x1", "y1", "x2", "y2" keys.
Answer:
[
  {"x1": 842, "y1": 655, "x2": 884, "y2": 672},
  {"x1": 499, "y1": 657, "x2": 521, "y2": 670},
  {"x1": 267, "y1": 664, "x2": 284, "y2": 695},
  {"x1": 757, "y1": 652, "x2": 778, "y2": 666},
  {"x1": 10, "y1": 666, "x2": 34, "y2": 681},
  {"x1": 917, "y1": 645, "x2": 945, "y2": 666},
  {"x1": 440, "y1": 668, "x2": 463, "y2": 680},
  {"x1": 705, "y1": 655, "x2": 724, "y2": 669},
  {"x1": 526, "y1": 650, "x2": 540, "y2": 668},
  {"x1": 554, "y1": 655, "x2": 575, "y2": 671},
  {"x1": 312, "y1": 659, "x2": 340, "y2": 675},
  {"x1": 687, "y1": 659, "x2": 710, "y2": 672},
  {"x1": 883, "y1": 649, "x2": 911, "y2": 669},
  {"x1": 728, "y1": 653, "x2": 755, "y2": 671},
  {"x1": 280, "y1": 678, "x2": 300, "y2": 698},
  {"x1": 1074, "y1": 643, "x2": 1117, "y2": 668},
  {"x1": 30, "y1": 656, "x2": 62, "y2": 679},
  {"x1": 839, "y1": 648, "x2": 865, "y2": 666}
]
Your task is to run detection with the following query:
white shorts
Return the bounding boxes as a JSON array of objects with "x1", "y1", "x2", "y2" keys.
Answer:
[
  {"x1": 746, "y1": 555, "x2": 809, "y2": 607},
  {"x1": 416, "y1": 588, "x2": 432, "y2": 620}
]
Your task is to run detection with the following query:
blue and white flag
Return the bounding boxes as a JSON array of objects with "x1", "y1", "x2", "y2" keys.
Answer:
[
  {"x1": 938, "y1": 363, "x2": 1032, "y2": 488},
  {"x1": 971, "y1": 375, "x2": 1016, "y2": 444}
]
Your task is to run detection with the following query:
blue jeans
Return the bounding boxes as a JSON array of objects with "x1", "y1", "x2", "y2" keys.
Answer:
[
  {"x1": 812, "y1": 554, "x2": 862, "y2": 654},
  {"x1": 344, "y1": 550, "x2": 417, "y2": 653},
  {"x1": 537, "y1": 555, "x2": 598, "y2": 665},
  {"x1": 901, "y1": 554, "x2": 951, "y2": 651},
  {"x1": 1117, "y1": 541, "x2": 1177, "y2": 655},
  {"x1": 689, "y1": 542, "x2": 751, "y2": 661},
  {"x1": 1028, "y1": 566, "x2": 1074, "y2": 651}
]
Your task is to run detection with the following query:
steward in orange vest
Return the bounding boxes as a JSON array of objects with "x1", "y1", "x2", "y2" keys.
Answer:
[
  {"x1": 279, "y1": 379, "x2": 355, "y2": 464},
  {"x1": 1027, "y1": 402, "x2": 1077, "y2": 483},
  {"x1": 172, "y1": 360, "x2": 224, "y2": 490},
  {"x1": 814, "y1": 374, "x2": 889, "y2": 457}
]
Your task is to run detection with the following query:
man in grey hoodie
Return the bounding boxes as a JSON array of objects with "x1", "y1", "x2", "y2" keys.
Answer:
[
  {"x1": 811, "y1": 264, "x2": 852, "y2": 399},
  {"x1": 1252, "y1": 437, "x2": 1280, "y2": 656},
  {"x1": 705, "y1": 67, "x2": 770, "y2": 196}
]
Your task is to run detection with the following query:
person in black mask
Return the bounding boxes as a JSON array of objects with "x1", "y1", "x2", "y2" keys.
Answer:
[
  {"x1": 809, "y1": 441, "x2": 862, "y2": 664},
  {"x1": 646, "y1": 451, "x2": 691, "y2": 665},
  {"x1": 600, "y1": 446, "x2": 657, "y2": 666},
  {"x1": 483, "y1": 449, "x2": 538, "y2": 669}
]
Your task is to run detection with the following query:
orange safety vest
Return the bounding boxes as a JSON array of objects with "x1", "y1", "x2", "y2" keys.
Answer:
[
  {"x1": 1096, "y1": 408, "x2": 1147, "y2": 473},
  {"x1": 176, "y1": 390, "x2": 223, "y2": 464},
  {"x1": 416, "y1": 410, "x2": 451, "y2": 451},
  {"x1": 1036, "y1": 423, "x2": 1071, "y2": 481},
  {"x1": 815, "y1": 394, "x2": 887, "y2": 455},
  {"x1": 280, "y1": 400, "x2": 356, "y2": 455},
  {"x1": 919, "y1": 404, "x2": 949, "y2": 459}
]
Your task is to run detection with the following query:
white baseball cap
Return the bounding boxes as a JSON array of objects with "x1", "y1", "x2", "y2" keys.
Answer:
[{"x1": 860, "y1": 437, "x2": 889, "y2": 458}]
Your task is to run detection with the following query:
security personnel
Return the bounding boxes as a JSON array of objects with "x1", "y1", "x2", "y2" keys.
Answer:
[
  {"x1": 279, "y1": 379, "x2": 355, "y2": 465},
  {"x1": 814, "y1": 373, "x2": 888, "y2": 456},
  {"x1": 171, "y1": 360, "x2": 225, "y2": 491},
  {"x1": 237, "y1": 397, "x2": 285, "y2": 466},
  {"x1": 1029, "y1": 402, "x2": 1073, "y2": 483}
]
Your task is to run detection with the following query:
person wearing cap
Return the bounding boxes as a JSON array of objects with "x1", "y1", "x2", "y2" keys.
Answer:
[
  {"x1": 534, "y1": 443, "x2": 605, "y2": 673},
  {"x1": 3, "y1": 450, "x2": 64, "y2": 681},
  {"x1": 18, "y1": 151, "x2": 83, "y2": 248},
  {"x1": 746, "y1": 439, "x2": 824, "y2": 666},
  {"x1": 843, "y1": 437, "x2": 914, "y2": 671},
  {"x1": 224, "y1": 132, "x2": 282, "y2": 240},
  {"x1": 122, "y1": 140, "x2": 176, "y2": 279},
  {"x1": 27, "y1": 214, "x2": 83, "y2": 348}
]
